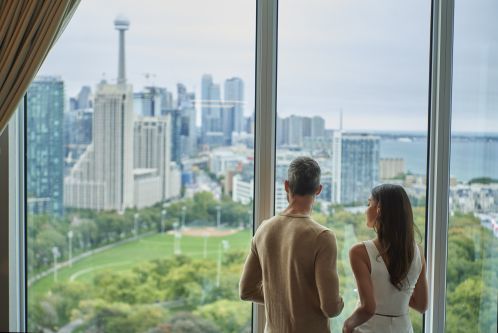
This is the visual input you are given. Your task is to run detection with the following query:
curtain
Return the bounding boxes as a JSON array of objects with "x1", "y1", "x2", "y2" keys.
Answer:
[{"x1": 0, "y1": 0, "x2": 80, "y2": 133}]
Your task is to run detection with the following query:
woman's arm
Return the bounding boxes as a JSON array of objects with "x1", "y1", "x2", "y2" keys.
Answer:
[
  {"x1": 343, "y1": 243, "x2": 376, "y2": 333},
  {"x1": 409, "y1": 245, "x2": 428, "y2": 313}
]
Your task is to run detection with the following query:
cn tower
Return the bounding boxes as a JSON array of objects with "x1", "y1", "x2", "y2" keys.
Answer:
[{"x1": 114, "y1": 15, "x2": 130, "y2": 85}]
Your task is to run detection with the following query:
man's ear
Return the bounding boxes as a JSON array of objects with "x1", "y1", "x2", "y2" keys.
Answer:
[
  {"x1": 315, "y1": 184, "x2": 323, "y2": 196},
  {"x1": 284, "y1": 180, "x2": 290, "y2": 193}
]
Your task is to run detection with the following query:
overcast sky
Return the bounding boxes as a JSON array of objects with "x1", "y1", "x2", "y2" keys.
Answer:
[{"x1": 38, "y1": 0, "x2": 498, "y2": 133}]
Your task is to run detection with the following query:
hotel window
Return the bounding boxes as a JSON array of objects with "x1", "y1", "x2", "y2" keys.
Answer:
[
  {"x1": 445, "y1": 1, "x2": 498, "y2": 332},
  {"x1": 26, "y1": 1, "x2": 255, "y2": 332},
  {"x1": 276, "y1": 1, "x2": 431, "y2": 331}
]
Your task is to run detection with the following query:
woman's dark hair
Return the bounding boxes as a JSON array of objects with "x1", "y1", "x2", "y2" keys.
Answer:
[{"x1": 371, "y1": 184, "x2": 415, "y2": 290}]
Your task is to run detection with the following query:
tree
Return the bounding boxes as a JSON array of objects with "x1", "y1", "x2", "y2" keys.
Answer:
[
  {"x1": 76, "y1": 300, "x2": 167, "y2": 333},
  {"x1": 195, "y1": 300, "x2": 251, "y2": 333},
  {"x1": 164, "y1": 312, "x2": 220, "y2": 333},
  {"x1": 160, "y1": 259, "x2": 216, "y2": 307},
  {"x1": 446, "y1": 277, "x2": 497, "y2": 333}
]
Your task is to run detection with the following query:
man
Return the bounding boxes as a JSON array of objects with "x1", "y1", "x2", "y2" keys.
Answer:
[{"x1": 240, "y1": 156, "x2": 344, "y2": 332}]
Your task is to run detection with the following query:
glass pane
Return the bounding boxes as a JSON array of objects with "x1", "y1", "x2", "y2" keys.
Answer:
[
  {"x1": 277, "y1": 1, "x2": 431, "y2": 332},
  {"x1": 446, "y1": 1, "x2": 498, "y2": 332},
  {"x1": 26, "y1": 1, "x2": 255, "y2": 332}
]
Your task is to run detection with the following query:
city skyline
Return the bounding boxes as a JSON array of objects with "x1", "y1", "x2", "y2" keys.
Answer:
[{"x1": 37, "y1": 0, "x2": 498, "y2": 133}]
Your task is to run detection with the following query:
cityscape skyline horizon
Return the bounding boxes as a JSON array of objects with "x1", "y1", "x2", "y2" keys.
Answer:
[
  {"x1": 54, "y1": 76, "x2": 498, "y2": 135},
  {"x1": 36, "y1": 0, "x2": 498, "y2": 133}
]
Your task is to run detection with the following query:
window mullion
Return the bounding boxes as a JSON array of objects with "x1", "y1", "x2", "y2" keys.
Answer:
[
  {"x1": 254, "y1": 0, "x2": 278, "y2": 332},
  {"x1": 426, "y1": 0, "x2": 454, "y2": 332}
]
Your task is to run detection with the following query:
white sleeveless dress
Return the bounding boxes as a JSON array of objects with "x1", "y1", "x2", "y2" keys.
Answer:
[{"x1": 354, "y1": 240, "x2": 422, "y2": 333}]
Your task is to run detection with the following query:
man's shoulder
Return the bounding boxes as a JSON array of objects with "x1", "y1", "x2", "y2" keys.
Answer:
[
  {"x1": 307, "y1": 217, "x2": 330, "y2": 232},
  {"x1": 299, "y1": 217, "x2": 337, "y2": 242},
  {"x1": 255, "y1": 214, "x2": 333, "y2": 237},
  {"x1": 254, "y1": 215, "x2": 282, "y2": 235}
]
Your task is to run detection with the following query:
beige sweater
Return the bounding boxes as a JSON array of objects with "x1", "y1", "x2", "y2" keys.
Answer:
[{"x1": 240, "y1": 213, "x2": 344, "y2": 333}]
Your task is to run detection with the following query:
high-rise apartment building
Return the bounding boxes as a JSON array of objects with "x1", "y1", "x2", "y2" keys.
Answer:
[
  {"x1": 201, "y1": 74, "x2": 223, "y2": 144},
  {"x1": 177, "y1": 83, "x2": 197, "y2": 158},
  {"x1": 77, "y1": 86, "x2": 92, "y2": 109},
  {"x1": 63, "y1": 108, "x2": 93, "y2": 172},
  {"x1": 201, "y1": 74, "x2": 240, "y2": 146},
  {"x1": 340, "y1": 133, "x2": 380, "y2": 205},
  {"x1": 380, "y1": 158, "x2": 405, "y2": 179},
  {"x1": 277, "y1": 115, "x2": 326, "y2": 147},
  {"x1": 332, "y1": 130, "x2": 342, "y2": 204},
  {"x1": 224, "y1": 77, "x2": 244, "y2": 133},
  {"x1": 65, "y1": 80, "x2": 135, "y2": 211},
  {"x1": 311, "y1": 116, "x2": 325, "y2": 137},
  {"x1": 69, "y1": 86, "x2": 93, "y2": 111},
  {"x1": 133, "y1": 115, "x2": 172, "y2": 200},
  {"x1": 133, "y1": 86, "x2": 173, "y2": 117},
  {"x1": 27, "y1": 76, "x2": 65, "y2": 216},
  {"x1": 165, "y1": 109, "x2": 182, "y2": 164}
]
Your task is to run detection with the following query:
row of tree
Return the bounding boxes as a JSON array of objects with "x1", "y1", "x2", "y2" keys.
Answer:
[
  {"x1": 28, "y1": 193, "x2": 252, "y2": 274},
  {"x1": 29, "y1": 254, "x2": 251, "y2": 333},
  {"x1": 28, "y1": 192, "x2": 497, "y2": 332}
]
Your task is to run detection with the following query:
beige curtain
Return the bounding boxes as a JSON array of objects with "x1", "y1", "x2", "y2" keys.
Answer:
[{"x1": 0, "y1": 0, "x2": 80, "y2": 133}]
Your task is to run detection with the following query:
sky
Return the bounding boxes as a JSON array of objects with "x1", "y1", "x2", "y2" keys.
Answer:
[{"x1": 38, "y1": 0, "x2": 498, "y2": 133}]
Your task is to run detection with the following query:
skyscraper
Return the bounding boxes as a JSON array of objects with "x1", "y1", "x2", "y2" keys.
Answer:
[
  {"x1": 224, "y1": 77, "x2": 244, "y2": 133},
  {"x1": 27, "y1": 76, "x2": 65, "y2": 216},
  {"x1": 180, "y1": 106, "x2": 197, "y2": 157},
  {"x1": 221, "y1": 104, "x2": 235, "y2": 145},
  {"x1": 340, "y1": 133, "x2": 380, "y2": 205},
  {"x1": 287, "y1": 115, "x2": 304, "y2": 146},
  {"x1": 63, "y1": 108, "x2": 93, "y2": 172},
  {"x1": 331, "y1": 130, "x2": 342, "y2": 204},
  {"x1": 77, "y1": 86, "x2": 92, "y2": 109},
  {"x1": 165, "y1": 109, "x2": 182, "y2": 164},
  {"x1": 311, "y1": 116, "x2": 325, "y2": 137},
  {"x1": 133, "y1": 116, "x2": 172, "y2": 200},
  {"x1": 177, "y1": 83, "x2": 192, "y2": 108},
  {"x1": 277, "y1": 115, "x2": 326, "y2": 147},
  {"x1": 93, "y1": 81, "x2": 134, "y2": 210},
  {"x1": 201, "y1": 74, "x2": 223, "y2": 145},
  {"x1": 177, "y1": 83, "x2": 197, "y2": 158},
  {"x1": 133, "y1": 89, "x2": 159, "y2": 117}
]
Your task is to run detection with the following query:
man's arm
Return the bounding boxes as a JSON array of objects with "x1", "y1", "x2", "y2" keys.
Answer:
[
  {"x1": 315, "y1": 230, "x2": 344, "y2": 317},
  {"x1": 239, "y1": 239, "x2": 264, "y2": 304}
]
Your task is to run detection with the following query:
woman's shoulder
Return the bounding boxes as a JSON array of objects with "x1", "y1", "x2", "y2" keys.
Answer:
[
  {"x1": 349, "y1": 241, "x2": 370, "y2": 259},
  {"x1": 349, "y1": 241, "x2": 372, "y2": 272}
]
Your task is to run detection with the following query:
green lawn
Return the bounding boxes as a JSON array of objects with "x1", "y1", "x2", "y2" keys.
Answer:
[{"x1": 29, "y1": 229, "x2": 252, "y2": 300}]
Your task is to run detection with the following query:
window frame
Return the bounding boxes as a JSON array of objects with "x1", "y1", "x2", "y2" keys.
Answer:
[
  {"x1": 7, "y1": 97, "x2": 27, "y2": 332},
  {"x1": 425, "y1": 0, "x2": 454, "y2": 332},
  {"x1": 4, "y1": 0, "x2": 460, "y2": 332}
]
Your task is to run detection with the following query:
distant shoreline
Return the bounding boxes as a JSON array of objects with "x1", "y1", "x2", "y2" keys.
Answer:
[{"x1": 341, "y1": 130, "x2": 498, "y2": 141}]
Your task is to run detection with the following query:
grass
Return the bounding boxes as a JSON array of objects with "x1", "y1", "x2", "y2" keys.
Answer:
[{"x1": 29, "y1": 229, "x2": 252, "y2": 301}]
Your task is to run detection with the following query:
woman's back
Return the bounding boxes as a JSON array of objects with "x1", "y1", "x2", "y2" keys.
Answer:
[
  {"x1": 365, "y1": 240, "x2": 422, "y2": 315},
  {"x1": 354, "y1": 240, "x2": 422, "y2": 333}
]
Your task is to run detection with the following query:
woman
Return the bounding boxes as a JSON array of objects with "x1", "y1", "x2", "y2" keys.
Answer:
[{"x1": 343, "y1": 184, "x2": 428, "y2": 333}]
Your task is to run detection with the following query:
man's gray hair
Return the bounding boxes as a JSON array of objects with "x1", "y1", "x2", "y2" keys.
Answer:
[{"x1": 287, "y1": 156, "x2": 321, "y2": 196}]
